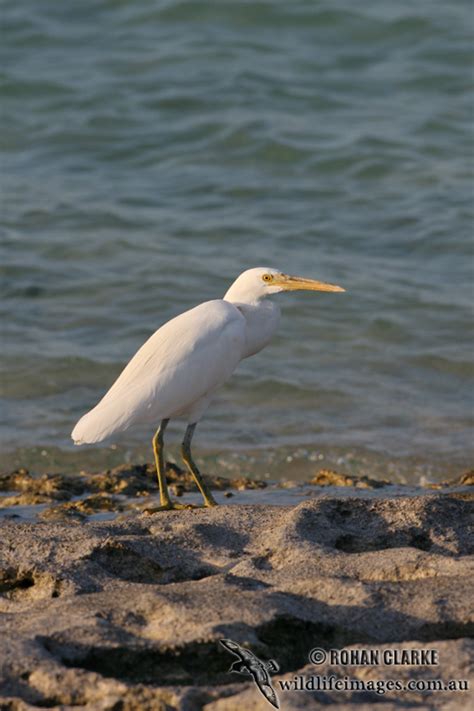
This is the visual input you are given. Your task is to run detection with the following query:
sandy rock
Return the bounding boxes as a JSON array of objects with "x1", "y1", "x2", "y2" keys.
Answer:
[{"x1": 0, "y1": 492, "x2": 472, "y2": 710}]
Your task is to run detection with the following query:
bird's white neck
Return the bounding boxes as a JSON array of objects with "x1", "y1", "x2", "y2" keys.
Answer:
[{"x1": 224, "y1": 291, "x2": 281, "y2": 359}]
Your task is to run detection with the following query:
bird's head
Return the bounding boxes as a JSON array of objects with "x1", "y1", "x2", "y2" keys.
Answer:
[
  {"x1": 229, "y1": 660, "x2": 247, "y2": 674},
  {"x1": 224, "y1": 267, "x2": 345, "y2": 303}
]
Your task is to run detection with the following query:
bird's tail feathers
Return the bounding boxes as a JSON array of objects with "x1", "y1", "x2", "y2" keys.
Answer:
[{"x1": 71, "y1": 401, "x2": 132, "y2": 445}]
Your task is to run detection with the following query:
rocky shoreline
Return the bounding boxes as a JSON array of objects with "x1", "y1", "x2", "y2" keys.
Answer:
[{"x1": 0, "y1": 464, "x2": 473, "y2": 709}]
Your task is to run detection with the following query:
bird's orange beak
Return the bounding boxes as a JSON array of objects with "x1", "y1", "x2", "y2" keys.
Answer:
[{"x1": 273, "y1": 273, "x2": 345, "y2": 293}]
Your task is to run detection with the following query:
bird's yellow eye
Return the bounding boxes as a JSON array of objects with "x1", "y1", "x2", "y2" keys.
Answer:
[{"x1": 262, "y1": 273, "x2": 273, "y2": 283}]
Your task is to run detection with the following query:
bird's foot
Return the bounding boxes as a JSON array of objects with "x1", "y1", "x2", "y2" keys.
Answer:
[
  {"x1": 143, "y1": 502, "x2": 190, "y2": 513},
  {"x1": 143, "y1": 499, "x2": 217, "y2": 514}
]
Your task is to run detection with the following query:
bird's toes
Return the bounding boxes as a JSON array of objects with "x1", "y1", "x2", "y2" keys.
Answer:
[
  {"x1": 142, "y1": 502, "x2": 199, "y2": 514},
  {"x1": 142, "y1": 493, "x2": 220, "y2": 513},
  {"x1": 142, "y1": 504, "x2": 175, "y2": 514}
]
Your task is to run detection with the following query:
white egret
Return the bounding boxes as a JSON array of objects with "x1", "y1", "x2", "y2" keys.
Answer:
[{"x1": 72, "y1": 268, "x2": 344, "y2": 509}]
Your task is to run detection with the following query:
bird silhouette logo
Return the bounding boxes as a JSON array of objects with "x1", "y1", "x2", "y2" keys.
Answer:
[{"x1": 220, "y1": 638, "x2": 280, "y2": 709}]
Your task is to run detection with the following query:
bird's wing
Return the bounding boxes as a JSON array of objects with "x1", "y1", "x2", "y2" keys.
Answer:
[
  {"x1": 250, "y1": 661, "x2": 280, "y2": 709},
  {"x1": 219, "y1": 639, "x2": 245, "y2": 659},
  {"x1": 72, "y1": 300, "x2": 246, "y2": 443},
  {"x1": 237, "y1": 647, "x2": 260, "y2": 665},
  {"x1": 257, "y1": 681, "x2": 279, "y2": 709},
  {"x1": 219, "y1": 639, "x2": 262, "y2": 667}
]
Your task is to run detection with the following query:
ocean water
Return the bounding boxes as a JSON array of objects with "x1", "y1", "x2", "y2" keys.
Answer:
[{"x1": 1, "y1": 1, "x2": 473, "y2": 482}]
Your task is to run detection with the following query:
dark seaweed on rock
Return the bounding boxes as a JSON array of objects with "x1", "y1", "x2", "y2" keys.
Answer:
[{"x1": 0, "y1": 463, "x2": 268, "y2": 520}]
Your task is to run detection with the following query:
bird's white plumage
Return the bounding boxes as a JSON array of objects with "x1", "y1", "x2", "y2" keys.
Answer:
[
  {"x1": 72, "y1": 267, "x2": 344, "y2": 448},
  {"x1": 72, "y1": 299, "x2": 246, "y2": 444}
]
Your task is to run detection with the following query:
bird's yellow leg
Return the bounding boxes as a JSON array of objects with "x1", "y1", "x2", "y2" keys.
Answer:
[
  {"x1": 152, "y1": 418, "x2": 173, "y2": 508},
  {"x1": 181, "y1": 423, "x2": 218, "y2": 507}
]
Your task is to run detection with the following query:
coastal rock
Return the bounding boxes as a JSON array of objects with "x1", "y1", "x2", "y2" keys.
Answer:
[
  {"x1": 0, "y1": 492, "x2": 472, "y2": 710},
  {"x1": 0, "y1": 464, "x2": 267, "y2": 518}
]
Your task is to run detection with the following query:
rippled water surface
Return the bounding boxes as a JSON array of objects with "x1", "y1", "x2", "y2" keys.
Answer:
[{"x1": 1, "y1": 1, "x2": 473, "y2": 481}]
